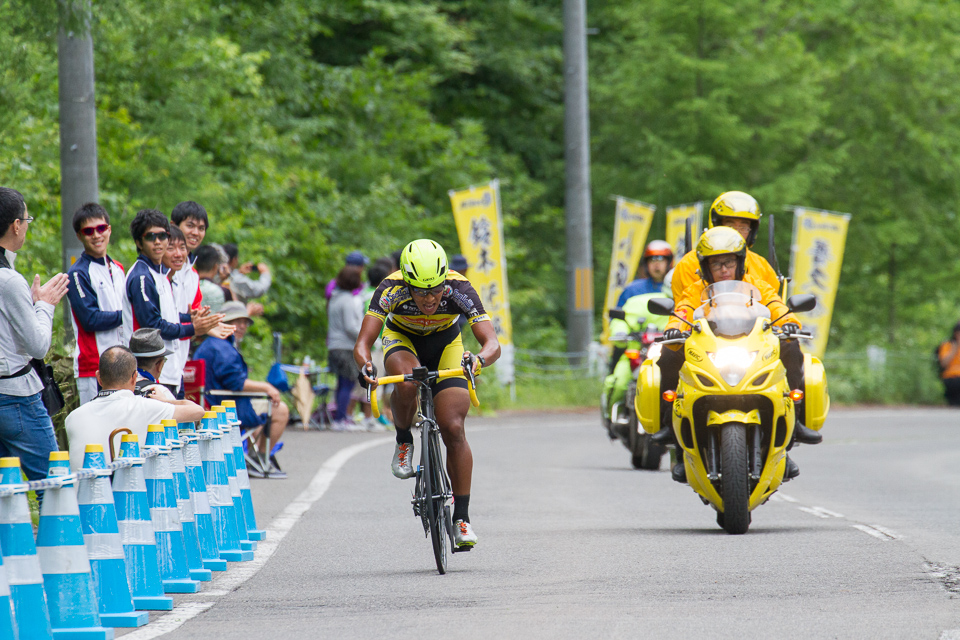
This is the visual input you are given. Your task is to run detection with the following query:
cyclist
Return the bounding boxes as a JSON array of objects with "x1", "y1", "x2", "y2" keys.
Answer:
[
  {"x1": 670, "y1": 191, "x2": 780, "y2": 300},
  {"x1": 652, "y1": 227, "x2": 821, "y2": 482},
  {"x1": 616, "y1": 240, "x2": 674, "y2": 306},
  {"x1": 354, "y1": 239, "x2": 501, "y2": 549}
]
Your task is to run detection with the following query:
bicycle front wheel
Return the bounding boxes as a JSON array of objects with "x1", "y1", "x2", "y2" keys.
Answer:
[{"x1": 422, "y1": 422, "x2": 448, "y2": 574}]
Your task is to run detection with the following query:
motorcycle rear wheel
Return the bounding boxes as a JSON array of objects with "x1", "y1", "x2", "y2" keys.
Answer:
[
  {"x1": 626, "y1": 382, "x2": 664, "y2": 470},
  {"x1": 719, "y1": 423, "x2": 750, "y2": 534}
]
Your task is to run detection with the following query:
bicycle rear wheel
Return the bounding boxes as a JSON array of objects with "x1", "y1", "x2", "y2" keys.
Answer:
[{"x1": 422, "y1": 421, "x2": 448, "y2": 574}]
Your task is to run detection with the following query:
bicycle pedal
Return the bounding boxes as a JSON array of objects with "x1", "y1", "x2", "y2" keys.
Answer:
[{"x1": 453, "y1": 545, "x2": 473, "y2": 553}]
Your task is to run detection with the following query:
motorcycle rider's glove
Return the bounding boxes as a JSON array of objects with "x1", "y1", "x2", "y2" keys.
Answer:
[
  {"x1": 663, "y1": 328, "x2": 684, "y2": 341},
  {"x1": 781, "y1": 323, "x2": 801, "y2": 336},
  {"x1": 357, "y1": 363, "x2": 377, "y2": 389}
]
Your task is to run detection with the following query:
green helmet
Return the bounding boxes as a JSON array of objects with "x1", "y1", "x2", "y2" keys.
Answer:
[{"x1": 399, "y1": 239, "x2": 448, "y2": 289}]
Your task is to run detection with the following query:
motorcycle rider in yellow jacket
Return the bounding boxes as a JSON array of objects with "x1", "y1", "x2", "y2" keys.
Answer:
[
  {"x1": 671, "y1": 191, "x2": 780, "y2": 300},
  {"x1": 652, "y1": 226, "x2": 823, "y2": 484}
]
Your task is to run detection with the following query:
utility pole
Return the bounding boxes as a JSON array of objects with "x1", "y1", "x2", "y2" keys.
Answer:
[
  {"x1": 58, "y1": 0, "x2": 99, "y2": 345},
  {"x1": 563, "y1": 0, "x2": 593, "y2": 358}
]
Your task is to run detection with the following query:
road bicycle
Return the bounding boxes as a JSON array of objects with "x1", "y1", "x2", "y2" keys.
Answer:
[{"x1": 368, "y1": 364, "x2": 480, "y2": 574}]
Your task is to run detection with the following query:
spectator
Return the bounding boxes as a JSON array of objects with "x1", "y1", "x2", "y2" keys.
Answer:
[
  {"x1": 129, "y1": 328, "x2": 177, "y2": 401},
  {"x1": 162, "y1": 226, "x2": 231, "y2": 380},
  {"x1": 66, "y1": 202, "x2": 127, "y2": 404},
  {"x1": 328, "y1": 267, "x2": 364, "y2": 430},
  {"x1": 0, "y1": 186, "x2": 69, "y2": 488},
  {"x1": 194, "y1": 302, "x2": 289, "y2": 478},
  {"x1": 223, "y1": 242, "x2": 272, "y2": 304},
  {"x1": 324, "y1": 250, "x2": 367, "y2": 300},
  {"x1": 65, "y1": 345, "x2": 204, "y2": 472},
  {"x1": 123, "y1": 209, "x2": 206, "y2": 395},
  {"x1": 195, "y1": 244, "x2": 227, "y2": 313},
  {"x1": 449, "y1": 254, "x2": 468, "y2": 275},
  {"x1": 171, "y1": 200, "x2": 207, "y2": 315},
  {"x1": 938, "y1": 322, "x2": 960, "y2": 406}
]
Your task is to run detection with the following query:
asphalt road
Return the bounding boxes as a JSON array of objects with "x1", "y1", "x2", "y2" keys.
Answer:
[{"x1": 121, "y1": 407, "x2": 960, "y2": 640}]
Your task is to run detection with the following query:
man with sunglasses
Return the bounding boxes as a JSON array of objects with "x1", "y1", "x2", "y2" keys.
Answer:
[
  {"x1": 123, "y1": 209, "x2": 200, "y2": 396},
  {"x1": 66, "y1": 203, "x2": 128, "y2": 404},
  {"x1": 354, "y1": 239, "x2": 501, "y2": 549}
]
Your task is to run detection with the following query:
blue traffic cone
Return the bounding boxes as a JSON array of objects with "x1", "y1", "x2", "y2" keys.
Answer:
[
  {"x1": 198, "y1": 413, "x2": 252, "y2": 562},
  {"x1": 111, "y1": 436, "x2": 172, "y2": 611},
  {"x1": 37, "y1": 451, "x2": 113, "y2": 639},
  {"x1": 221, "y1": 401, "x2": 266, "y2": 541},
  {"x1": 177, "y1": 423, "x2": 226, "y2": 573},
  {"x1": 0, "y1": 545, "x2": 19, "y2": 640},
  {"x1": 77, "y1": 446, "x2": 149, "y2": 629},
  {"x1": 213, "y1": 407, "x2": 255, "y2": 552},
  {"x1": 143, "y1": 426, "x2": 199, "y2": 594},
  {"x1": 160, "y1": 420, "x2": 210, "y2": 582},
  {"x1": 0, "y1": 457, "x2": 51, "y2": 640}
]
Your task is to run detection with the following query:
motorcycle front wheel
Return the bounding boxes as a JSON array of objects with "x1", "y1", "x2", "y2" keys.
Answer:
[{"x1": 719, "y1": 423, "x2": 750, "y2": 534}]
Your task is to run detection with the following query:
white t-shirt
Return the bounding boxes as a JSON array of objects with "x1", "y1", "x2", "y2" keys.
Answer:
[{"x1": 65, "y1": 389, "x2": 175, "y2": 471}]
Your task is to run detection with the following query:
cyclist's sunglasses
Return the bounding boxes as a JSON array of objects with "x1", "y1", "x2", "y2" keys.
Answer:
[
  {"x1": 409, "y1": 284, "x2": 445, "y2": 297},
  {"x1": 80, "y1": 223, "x2": 109, "y2": 236},
  {"x1": 142, "y1": 231, "x2": 171, "y2": 242}
]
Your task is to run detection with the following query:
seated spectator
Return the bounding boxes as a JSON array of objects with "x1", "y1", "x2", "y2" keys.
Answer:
[
  {"x1": 64, "y1": 345, "x2": 205, "y2": 471},
  {"x1": 223, "y1": 242, "x2": 271, "y2": 305},
  {"x1": 129, "y1": 328, "x2": 177, "y2": 401},
  {"x1": 194, "y1": 302, "x2": 289, "y2": 478}
]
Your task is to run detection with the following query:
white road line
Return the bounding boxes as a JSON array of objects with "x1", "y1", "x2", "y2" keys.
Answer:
[
  {"x1": 851, "y1": 524, "x2": 900, "y2": 541},
  {"x1": 939, "y1": 631, "x2": 960, "y2": 640},
  {"x1": 775, "y1": 492, "x2": 799, "y2": 503},
  {"x1": 123, "y1": 436, "x2": 393, "y2": 639},
  {"x1": 798, "y1": 507, "x2": 830, "y2": 519}
]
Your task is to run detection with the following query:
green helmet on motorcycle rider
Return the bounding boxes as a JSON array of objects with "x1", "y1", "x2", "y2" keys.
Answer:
[
  {"x1": 671, "y1": 191, "x2": 780, "y2": 299},
  {"x1": 653, "y1": 226, "x2": 823, "y2": 483}
]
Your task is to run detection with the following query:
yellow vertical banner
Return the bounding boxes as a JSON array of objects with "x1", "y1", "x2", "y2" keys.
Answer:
[
  {"x1": 789, "y1": 207, "x2": 851, "y2": 359},
  {"x1": 601, "y1": 196, "x2": 655, "y2": 342},
  {"x1": 449, "y1": 179, "x2": 514, "y2": 384},
  {"x1": 665, "y1": 202, "x2": 703, "y2": 258}
]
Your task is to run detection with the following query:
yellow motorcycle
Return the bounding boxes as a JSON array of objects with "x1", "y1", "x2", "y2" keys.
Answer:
[{"x1": 635, "y1": 281, "x2": 829, "y2": 534}]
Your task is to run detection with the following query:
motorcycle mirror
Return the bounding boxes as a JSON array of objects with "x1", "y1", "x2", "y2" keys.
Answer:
[
  {"x1": 786, "y1": 293, "x2": 817, "y2": 313},
  {"x1": 608, "y1": 308, "x2": 626, "y2": 320},
  {"x1": 647, "y1": 298, "x2": 674, "y2": 316}
]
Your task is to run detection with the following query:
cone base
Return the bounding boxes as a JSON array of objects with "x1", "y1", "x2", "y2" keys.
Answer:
[
  {"x1": 220, "y1": 549, "x2": 254, "y2": 562},
  {"x1": 162, "y1": 578, "x2": 200, "y2": 593},
  {"x1": 190, "y1": 568, "x2": 213, "y2": 581},
  {"x1": 202, "y1": 558, "x2": 228, "y2": 571},
  {"x1": 240, "y1": 540, "x2": 257, "y2": 551},
  {"x1": 246, "y1": 529, "x2": 266, "y2": 540},
  {"x1": 52, "y1": 626, "x2": 115, "y2": 639},
  {"x1": 132, "y1": 595, "x2": 174, "y2": 610},
  {"x1": 100, "y1": 610, "x2": 150, "y2": 627}
]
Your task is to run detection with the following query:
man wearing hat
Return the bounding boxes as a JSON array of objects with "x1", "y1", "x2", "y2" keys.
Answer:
[
  {"x1": 194, "y1": 301, "x2": 289, "y2": 477},
  {"x1": 64, "y1": 345, "x2": 205, "y2": 471},
  {"x1": 130, "y1": 328, "x2": 177, "y2": 401}
]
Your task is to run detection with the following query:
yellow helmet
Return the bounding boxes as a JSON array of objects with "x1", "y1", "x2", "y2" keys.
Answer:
[
  {"x1": 708, "y1": 191, "x2": 762, "y2": 247},
  {"x1": 696, "y1": 227, "x2": 747, "y2": 283}
]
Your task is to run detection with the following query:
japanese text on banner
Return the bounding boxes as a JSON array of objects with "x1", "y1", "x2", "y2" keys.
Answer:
[
  {"x1": 789, "y1": 208, "x2": 850, "y2": 359},
  {"x1": 449, "y1": 180, "x2": 514, "y2": 383},
  {"x1": 601, "y1": 197, "x2": 655, "y2": 342},
  {"x1": 665, "y1": 202, "x2": 703, "y2": 258}
]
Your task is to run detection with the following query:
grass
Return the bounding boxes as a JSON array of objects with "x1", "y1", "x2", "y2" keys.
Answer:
[{"x1": 478, "y1": 375, "x2": 601, "y2": 413}]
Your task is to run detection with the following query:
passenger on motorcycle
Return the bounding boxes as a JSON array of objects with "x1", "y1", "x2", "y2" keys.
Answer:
[
  {"x1": 671, "y1": 191, "x2": 781, "y2": 300},
  {"x1": 617, "y1": 240, "x2": 674, "y2": 306},
  {"x1": 652, "y1": 226, "x2": 823, "y2": 483}
]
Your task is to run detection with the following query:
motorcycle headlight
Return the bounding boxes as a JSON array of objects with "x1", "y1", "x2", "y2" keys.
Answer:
[
  {"x1": 706, "y1": 348, "x2": 758, "y2": 386},
  {"x1": 646, "y1": 343, "x2": 662, "y2": 361}
]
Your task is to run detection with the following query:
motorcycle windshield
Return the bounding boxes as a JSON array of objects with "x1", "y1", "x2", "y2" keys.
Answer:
[{"x1": 692, "y1": 281, "x2": 771, "y2": 338}]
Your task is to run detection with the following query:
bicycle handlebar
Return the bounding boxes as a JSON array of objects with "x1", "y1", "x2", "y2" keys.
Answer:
[{"x1": 368, "y1": 368, "x2": 480, "y2": 418}]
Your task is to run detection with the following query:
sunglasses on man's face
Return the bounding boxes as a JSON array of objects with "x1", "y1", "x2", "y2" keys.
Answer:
[
  {"x1": 142, "y1": 232, "x2": 170, "y2": 243},
  {"x1": 409, "y1": 284, "x2": 445, "y2": 298},
  {"x1": 81, "y1": 223, "x2": 109, "y2": 236}
]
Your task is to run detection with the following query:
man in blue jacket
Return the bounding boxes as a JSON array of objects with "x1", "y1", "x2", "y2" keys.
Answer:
[
  {"x1": 67, "y1": 202, "x2": 127, "y2": 404},
  {"x1": 194, "y1": 301, "x2": 288, "y2": 477}
]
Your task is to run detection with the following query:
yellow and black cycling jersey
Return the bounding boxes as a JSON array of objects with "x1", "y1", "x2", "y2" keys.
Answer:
[{"x1": 366, "y1": 270, "x2": 490, "y2": 336}]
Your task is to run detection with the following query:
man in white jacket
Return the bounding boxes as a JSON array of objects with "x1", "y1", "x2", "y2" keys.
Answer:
[{"x1": 0, "y1": 187, "x2": 68, "y2": 487}]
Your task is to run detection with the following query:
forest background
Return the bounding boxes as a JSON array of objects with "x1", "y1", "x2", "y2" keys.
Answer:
[{"x1": 3, "y1": 0, "x2": 958, "y2": 404}]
